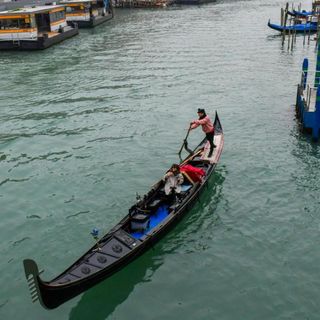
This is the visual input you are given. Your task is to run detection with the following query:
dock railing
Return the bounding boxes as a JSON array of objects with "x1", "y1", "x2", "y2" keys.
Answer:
[{"x1": 299, "y1": 71, "x2": 320, "y2": 111}]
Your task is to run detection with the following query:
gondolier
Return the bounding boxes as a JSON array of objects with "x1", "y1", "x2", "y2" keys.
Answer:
[{"x1": 190, "y1": 108, "x2": 216, "y2": 158}]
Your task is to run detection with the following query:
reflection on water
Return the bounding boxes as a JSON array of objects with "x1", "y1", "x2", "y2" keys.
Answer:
[
  {"x1": 69, "y1": 249, "x2": 163, "y2": 320},
  {"x1": 291, "y1": 132, "x2": 320, "y2": 193}
]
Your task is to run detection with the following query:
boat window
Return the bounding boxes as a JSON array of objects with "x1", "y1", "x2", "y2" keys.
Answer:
[
  {"x1": 30, "y1": 16, "x2": 36, "y2": 28},
  {"x1": 50, "y1": 11, "x2": 65, "y2": 22},
  {"x1": 66, "y1": 5, "x2": 87, "y2": 13},
  {"x1": 0, "y1": 18, "x2": 31, "y2": 30}
]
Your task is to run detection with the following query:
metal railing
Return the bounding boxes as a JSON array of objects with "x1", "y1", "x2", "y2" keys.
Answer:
[
  {"x1": 301, "y1": 83, "x2": 317, "y2": 111},
  {"x1": 299, "y1": 71, "x2": 320, "y2": 87},
  {"x1": 299, "y1": 71, "x2": 320, "y2": 111}
]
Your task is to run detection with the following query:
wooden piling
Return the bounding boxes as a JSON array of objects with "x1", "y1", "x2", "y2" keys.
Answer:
[
  {"x1": 282, "y1": 3, "x2": 289, "y2": 46},
  {"x1": 287, "y1": 18, "x2": 292, "y2": 51},
  {"x1": 291, "y1": 20, "x2": 295, "y2": 50}
]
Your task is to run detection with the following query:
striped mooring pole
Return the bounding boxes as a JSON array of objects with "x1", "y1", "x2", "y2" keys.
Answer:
[{"x1": 303, "y1": 58, "x2": 308, "y2": 89}]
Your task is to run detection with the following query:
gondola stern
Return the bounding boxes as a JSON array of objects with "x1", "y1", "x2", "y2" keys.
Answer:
[
  {"x1": 213, "y1": 132, "x2": 224, "y2": 164},
  {"x1": 214, "y1": 111, "x2": 223, "y2": 134}
]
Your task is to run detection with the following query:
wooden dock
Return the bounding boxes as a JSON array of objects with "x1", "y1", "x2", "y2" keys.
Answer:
[
  {"x1": 296, "y1": 57, "x2": 320, "y2": 140},
  {"x1": 113, "y1": 0, "x2": 174, "y2": 7}
]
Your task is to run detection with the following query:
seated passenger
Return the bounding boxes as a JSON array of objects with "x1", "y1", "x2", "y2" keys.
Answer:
[{"x1": 163, "y1": 164, "x2": 184, "y2": 197}]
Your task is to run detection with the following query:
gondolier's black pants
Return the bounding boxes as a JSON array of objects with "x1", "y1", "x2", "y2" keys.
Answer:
[{"x1": 206, "y1": 130, "x2": 215, "y2": 155}]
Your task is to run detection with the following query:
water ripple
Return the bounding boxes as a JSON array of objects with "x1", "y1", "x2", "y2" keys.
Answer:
[
  {"x1": 0, "y1": 178, "x2": 30, "y2": 187},
  {"x1": 66, "y1": 210, "x2": 91, "y2": 219},
  {"x1": 87, "y1": 135, "x2": 133, "y2": 143},
  {"x1": 12, "y1": 237, "x2": 31, "y2": 247},
  {"x1": 0, "y1": 300, "x2": 8, "y2": 309},
  {"x1": 26, "y1": 215, "x2": 42, "y2": 220}
]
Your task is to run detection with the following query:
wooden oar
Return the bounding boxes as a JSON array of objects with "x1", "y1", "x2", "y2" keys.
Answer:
[
  {"x1": 178, "y1": 124, "x2": 193, "y2": 160},
  {"x1": 180, "y1": 148, "x2": 203, "y2": 166}
]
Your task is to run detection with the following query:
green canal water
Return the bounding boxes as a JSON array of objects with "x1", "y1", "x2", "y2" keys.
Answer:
[{"x1": 1, "y1": 0, "x2": 320, "y2": 319}]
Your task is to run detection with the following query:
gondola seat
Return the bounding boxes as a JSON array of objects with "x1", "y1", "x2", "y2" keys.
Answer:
[
  {"x1": 181, "y1": 184, "x2": 192, "y2": 193},
  {"x1": 147, "y1": 199, "x2": 162, "y2": 212},
  {"x1": 130, "y1": 213, "x2": 150, "y2": 231}
]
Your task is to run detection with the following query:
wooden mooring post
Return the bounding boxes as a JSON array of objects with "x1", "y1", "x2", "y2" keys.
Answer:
[
  {"x1": 282, "y1": 2, "x2": 289, "y2": 46},
  {"x1": 287, "y1": 18, "x2": 291, "y2": 50}
]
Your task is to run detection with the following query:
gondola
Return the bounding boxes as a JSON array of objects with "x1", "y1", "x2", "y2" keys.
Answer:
[
  {"x1": 267, "y1": 20, "x2": 317, "y2": 33},
  {"x1": 287, "y1": 10, "x2": 313, "y2": 17},
  {"x1": 23, "y1": 112, "x2": 224, "y2": 309}
]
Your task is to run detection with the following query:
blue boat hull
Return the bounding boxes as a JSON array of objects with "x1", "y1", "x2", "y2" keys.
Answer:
[
  {"x1": 296, "y1": 85, "x2": 320, "y2": 140},
  {"x1": 268, "y1": 20, "x2": 317, "y2": 33},
  {"x1": 291, "y1": 9, "x2": 313, "y2": 17}
]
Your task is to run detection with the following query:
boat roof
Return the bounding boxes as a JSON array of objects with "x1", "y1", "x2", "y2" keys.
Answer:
[
  {"x1": 60, "y1": 0, "x2": 97, "y2": 3},
  {"x1": 0, "y1": 5, "x2": 65, "y2": 17}
]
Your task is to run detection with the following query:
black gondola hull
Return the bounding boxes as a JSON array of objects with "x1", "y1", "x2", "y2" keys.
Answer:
[
  {"x1": 24, "y1": 113, "x2": 224, "y2": 309},
  {"x1": 34, "y1": 176, "x2": 213, "y2": 308}
]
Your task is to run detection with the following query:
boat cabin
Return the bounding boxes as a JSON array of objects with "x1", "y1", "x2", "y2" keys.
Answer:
[
  {"x1": 60, "y1": 0, "x2": 113, "y2": 28},
  {"x1": 0, "y1": 5, "x2": 78, "y2": 50}
]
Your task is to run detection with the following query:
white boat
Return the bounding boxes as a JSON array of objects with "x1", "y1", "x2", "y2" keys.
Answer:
[
  {"x1": 60, "y1": 0, "x2": 113, "y2": 28},
  {"x1": 0, "y1": 5, "x2": 78, "y2": 50}
]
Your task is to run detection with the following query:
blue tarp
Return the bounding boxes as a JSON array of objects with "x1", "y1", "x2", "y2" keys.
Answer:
[
  {"x1": 268, "y1": 21, "x2": 317, "y2": 33},
  {"x1": 131, "y1": 205, "x2": 169, "y2": 239}
]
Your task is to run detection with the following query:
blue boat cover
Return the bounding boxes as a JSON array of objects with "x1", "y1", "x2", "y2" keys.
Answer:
[
  {"x1": 131, "y1": 205, "x2": 169, "y2": 239},
  {"x1": 268, "y1": 21, "x2": 317, "y2": 33},
  {"x1": 293, "y1": 10, "x2": 314, "y2": 17}
]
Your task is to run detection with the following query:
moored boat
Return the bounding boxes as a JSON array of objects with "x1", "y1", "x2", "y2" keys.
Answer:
[
  {"x1": 23, "y1": 112, "x2": 224, "y2": 309},
  {"x1": 175, "y1": 0, "x2": 217, "y2": 5},
  {"x1": 288, "y1": 9, "x2": 314, "y2": 17},
  {"x1": 113, "y1": 0, "x2": 173, "y2": 8},
  {"x1": 60, "y1": 0, "x2": 113, "y2": 28},
  {"x1": 267, "y1": 19, "x2": 317, "y2": 33},
  {"x1": 0, "y1": 5, "x2": 78, "y2": 50}
]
